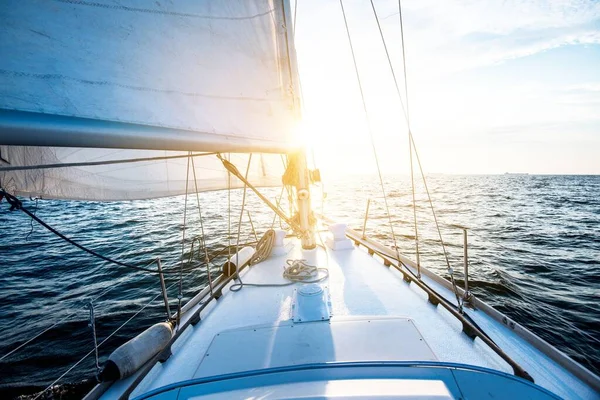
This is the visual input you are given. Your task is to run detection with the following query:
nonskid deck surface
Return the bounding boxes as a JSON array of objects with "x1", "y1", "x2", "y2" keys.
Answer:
[{"x1": 103, "y1": 239, "x2": 596, "y2": 400}]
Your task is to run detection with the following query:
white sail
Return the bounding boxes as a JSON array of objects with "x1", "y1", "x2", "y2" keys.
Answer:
[
  {"x1": 0, "y1": 148, "x2": 286, "y2": 201},
  {"x1": 0, "y1": 0, "x2": 299, "y2": 200}
]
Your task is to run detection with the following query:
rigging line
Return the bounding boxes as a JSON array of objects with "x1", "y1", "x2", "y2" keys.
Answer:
[
  {"x1": 0, "y1": 313, "x2": 73, "y2": 362},
  {"x1": 411, "y1": 134, "x2": 463, "y2": 310},
  {"x1": 397, "y1": 0, "x2": 411, "y2": 125},
  {"x1": 86, "y1": 301, "x2": 101, "y2": 379},
  {"x1": 396, "y1": 0, "x2": 421, "y2": 279},
  {"x1": 270, "y1": 186, "x2": 287, "y2": 230},
  {"x1": 368, "y1": 0, "x2": 421, "y2": 276},
  {"x1": 177, "y1": 152, "x2": 192, "y2": 328},
  {"x1": 293, "y1": 0, "x2": 298, "y2": 27},
  {"x1": 2, "y1": 239, "x2": 219, "y2": 364},
  {"x1": 0, "y1": 152, "x2": 217, "y2": 172},
  {"x1": 247, "y1": 211, "x2": 259, "y2": 242},
  {"x1": 227, "y1": 153, "x2": 232, "y2": 276},
  {"x1": 0, "y1": 189, "x2": 183, "y2": 274},
  {"x1": 409, "y1": 142, "x2": 421, "y2": 278},
  {"x1": 217, "y1": 154, "x2": 301, "y2": 233},
  {"x1": 234, "y1": 154, "x2": 253, "y2": 286},
  {"x1": 369, "y1": 0, "x2": 459, "y2": 306},
  {"x1": 338, "y1": 0, "x2": 401, "y2": 260},
  {"x1": 190, "y1": 156, "x2": 214, "y2": 296},
  {"x1": 25, "y1": 197, "x2": 39, "y2": 241},
  {"x1": 33, "y1": 290, "x2": 163, "y2": 400}
]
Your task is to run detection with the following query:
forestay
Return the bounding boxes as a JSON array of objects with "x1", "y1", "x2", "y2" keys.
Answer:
[{"x1": 0, "y1": 0, "x2": 299, "y2": 200}]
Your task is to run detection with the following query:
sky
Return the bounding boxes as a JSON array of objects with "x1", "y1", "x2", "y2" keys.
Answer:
[{"x1": 292, "y1": 0, "x2": 600, "y2": 175}]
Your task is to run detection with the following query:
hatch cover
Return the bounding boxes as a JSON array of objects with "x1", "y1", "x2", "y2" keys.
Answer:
[{"x1": 194, "y1": 317, "x2": 437, "y2": 378}]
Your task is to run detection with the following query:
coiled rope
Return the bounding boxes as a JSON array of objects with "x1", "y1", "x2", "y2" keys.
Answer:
[
  {"x1": 249, "y1": 229, "x2": 276, "y2": 265},
  {"x1": 283, "y1": 259, "x2": 328, "y2": 283},
  {"x1": 230, "y1": 230, "x2": 328, "y2": 292}
]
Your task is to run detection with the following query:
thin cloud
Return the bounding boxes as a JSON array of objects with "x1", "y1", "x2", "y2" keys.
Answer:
[{"x1": 393, "y1": 0, "x2": 600, "y2": 73}]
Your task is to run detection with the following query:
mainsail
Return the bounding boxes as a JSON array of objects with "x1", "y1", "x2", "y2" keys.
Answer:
[{"x1": 0, "y1": 0, "x2": 299, "y2": 200}]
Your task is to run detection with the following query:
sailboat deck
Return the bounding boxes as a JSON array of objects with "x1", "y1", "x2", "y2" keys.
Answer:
[{"x1": 103, "y1": 238, "x2": 596, "y2": 400}]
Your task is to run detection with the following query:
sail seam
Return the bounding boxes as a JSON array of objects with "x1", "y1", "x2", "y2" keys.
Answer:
[
  {"x1": 0, "y1": 69, "x2": 277, "y2": 102},
  {"x1": 53, "y1": 0, "x2": 275, "y2": 21}
]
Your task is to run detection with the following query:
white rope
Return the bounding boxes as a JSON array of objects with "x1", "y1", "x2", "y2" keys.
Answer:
[
  {"x1": 231, "y1": 258, "x2": 328, "y2": 292},
  {"x1": 249, "y1": 229, "x2": 276, "y2": 265},
  {"x1": 282, "y1": 259, "x2": 328, "y2": 283}
]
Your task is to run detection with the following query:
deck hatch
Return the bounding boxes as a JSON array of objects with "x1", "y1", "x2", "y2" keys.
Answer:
[{"x1": 194, "y1": 317, "x2": 437, "y2": 378}]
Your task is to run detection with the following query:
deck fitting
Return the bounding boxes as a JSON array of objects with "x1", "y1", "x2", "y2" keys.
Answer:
[
  {"x1": 403, "y1": 274, "x2": 412, "y2": 284},
  {"x1": 383, "y1": 259, "x2": 391, "y2": 267},
  {"x1": 462, "y1": 322, "x2": 478, "y2": 340},
  {"x1": 190, "y1": 312, "x2": 201, "y2": 326},
  {"x1": 427, "y1": 293, "x2": 439, "y2": 306},
  {"x1": 368, "y1": 249, "x2": 374, "y2": 256},
  {"x1": 158, "y1": 346, "x2": 172, "y2": 363}
]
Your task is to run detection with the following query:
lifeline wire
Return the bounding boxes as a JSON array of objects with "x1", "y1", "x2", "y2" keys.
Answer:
[
  {"x1": 31, "y1": 256, "x2": 209, "y2": 398},
  {"x1": 0, "y1": 266, "x2": 153, "y2": 362},
  {"x1": 33, "y1": 290, "x2": 163, "y2": 400}
]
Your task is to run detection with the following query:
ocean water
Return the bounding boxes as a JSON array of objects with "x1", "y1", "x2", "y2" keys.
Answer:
[{"x1": 0, "y1": 174, "x2": 598, "y2": 398}]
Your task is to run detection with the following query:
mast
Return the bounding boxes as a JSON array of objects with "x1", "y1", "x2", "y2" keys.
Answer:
[
  {"x1": 280, "y1": 0, "x2": 316, "y2": 250},
  {"x1": 295, "y1": 151, "x2": 316, "y2": 249}
]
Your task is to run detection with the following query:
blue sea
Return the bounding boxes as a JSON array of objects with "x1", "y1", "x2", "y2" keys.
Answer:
[{"x1": 1, "y1": 174, "x2": 599, "y2": 398}]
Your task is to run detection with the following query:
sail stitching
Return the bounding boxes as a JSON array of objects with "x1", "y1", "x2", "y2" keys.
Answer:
[
  {"x1": 0, "y1": 69, "x2": 277, "y2": 102},
  {"x1": 53, "y1": 0, "x2": 275, "y2": 21}
]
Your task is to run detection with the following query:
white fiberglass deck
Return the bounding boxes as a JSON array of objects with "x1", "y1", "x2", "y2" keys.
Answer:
[{"x1": 102, "y1": 237, "x2": 597, "y2": 400}]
